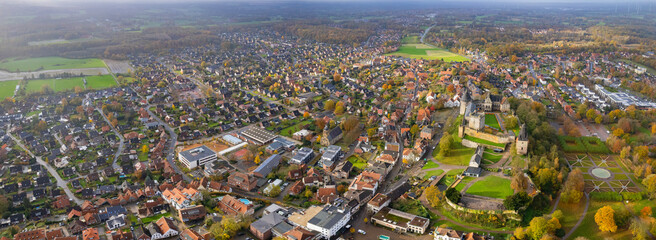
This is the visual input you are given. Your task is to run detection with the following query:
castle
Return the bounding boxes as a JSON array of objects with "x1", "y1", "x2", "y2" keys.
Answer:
[{"x1": 515, "y1": 124, "x2": 528, "y2": 155}]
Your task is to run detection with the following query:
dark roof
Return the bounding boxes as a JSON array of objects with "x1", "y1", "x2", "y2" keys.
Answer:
[{"x1": 464, "y1": 167, "x2": 482, "y2": 176}]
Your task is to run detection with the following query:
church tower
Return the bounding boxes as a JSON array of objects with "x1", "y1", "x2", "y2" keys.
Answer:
[{"x1": 516, "y1": 123, "x2": 529, "y2": 155}]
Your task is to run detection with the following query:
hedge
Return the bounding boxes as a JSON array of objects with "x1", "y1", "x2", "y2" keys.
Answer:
[
  {"x1": 558, "y1": 135, "x2": 586, "y2": 152},
  {"x1": 589, "y1": 192, "x2": 622, "y2": 201},
  {"x1": 621, "y1": 192, "x2": 644, "y2": 201},
  {"x1": 580, "y1": 137, "x2": 610, "y2": 153}
]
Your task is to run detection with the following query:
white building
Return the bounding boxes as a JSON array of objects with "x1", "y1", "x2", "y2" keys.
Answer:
[
  {"x1": 178, "y1": 145, "x2": 217, "y2": 169},
  {"x1": 305, "y1": 201, "x2": 352, "y2": 239}
]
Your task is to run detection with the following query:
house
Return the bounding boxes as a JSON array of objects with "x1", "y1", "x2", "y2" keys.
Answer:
[
  {"x1": 321, "y1": 145, "x2": 342, "y2": 171},
  {"x1": 315, "y1": 186, "x2": 338, "y2": 204},
  {"x1": 82, "y1": 228, "x2": 99, "y2": 240},
  {"x1": 288, "y1": 181, "x2": 305, "y2": 195},
  {"x1": 14, "y1": 229, "x2": 46, "y2": 240},
  {"x1": 139, "y1": 198, "x2": 170, "y2": 217},
  {"x1": 320, "y1": 125, "x2": 343, "y2": 146},
  {"x1": 252, "y1": 154, "x2": 281, "y2": 178},
  {"x1": 111, "y1": 229, "x2": 134, "y2": 240},
  {"x1": 227, "y1": 172, "x2": 257, "y2": 191},
  {"x1": 180, "y1": 229, "x2": 208, "y2": 240},
  {"x1": 348, "y1": 171, "x2": 382, "y2": 192},
  {"x1": 371, "y1": 207, "x2": 430, "y2": 234},
  {"x1": 290, "y1": 147, "x2": 315, "y2": 165},
  {"x1": 249, "y1": 213, "x2": 285, "y2": 240},
  {"x1": 45, "y1": 228, "x2": 64, "y2": 240},
  {"x1": 333, "y1": 160, "x2": 353, "y2": 179},
  {"x1": 162, "y1": 187, "x2": 201, "y2": 209},
  {"x1": 367, "y1": 193, "x2": 391, "y2": 213},
  {"x1": 463, "y1": 146, "x2": 483, "y2": 177},
  {"x1": 218, "y1": 195, "x2": 254, "y2": 216},
  {"x1": 106, "y1": 214, "x2": 127, "y2": 230},
  {"x1": 178, "y1": 205, "x2": 206, "y2": 223},
  {"x1": 142, "y1": 217, "x2": 179, "y2": 240},
  {"x1": 433, "y1": 227, "x2": 488, "y2": 240}
]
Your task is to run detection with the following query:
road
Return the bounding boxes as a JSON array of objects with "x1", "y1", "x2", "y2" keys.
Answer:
[
  {"x1": 420, "y1": 26, "x2": 434, "y2": 45},
  {"x1": 145, "y1": 106, "x2": 192, "y2": 182},
  {"x1": 8, "y1": 133, "x2": 84, "y2": 205},
  {"x1": 96, "y1": 107, "x2": 125, "y2": 170}
]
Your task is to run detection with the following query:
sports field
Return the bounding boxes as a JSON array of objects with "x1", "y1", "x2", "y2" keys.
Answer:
[
  {"x1": 24, "y1": 75, "x2": 117, "y2": 93},
  {"x1": 0, "y1": 80, "x2": 19, "y2": 98},
  {"x1": 0, "y1": 57, "x2": 106, "y2": 72},
  {"x1": 385, "y1": 36, "x2": 469, "y2": 62}
]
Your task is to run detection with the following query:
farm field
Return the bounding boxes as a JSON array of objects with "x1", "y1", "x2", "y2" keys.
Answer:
[
  {"x1": 0, "y1": 57, "x2": 106, "y2": 72},
  {"x1": 0, "y1": 80, "x2": 19, "y2": 98},
  {"x1": 384, "y1": 36, "x2": 469, "y2": 62},
  {"x1": 465, "y1": 176, "x2": 513, "y2": 199}
]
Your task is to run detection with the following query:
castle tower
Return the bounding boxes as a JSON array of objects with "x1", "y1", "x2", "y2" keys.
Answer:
[
  {"x1": 516, "y1": 123, "x2": 529, "y2": 155},
  {"x1": 459, "y1": 89, "x2": 470, "y2": 115}
]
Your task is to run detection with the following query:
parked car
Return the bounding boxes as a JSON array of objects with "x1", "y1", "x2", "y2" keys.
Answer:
[{"x1": 358, "y1": 229, "x2": 366, "y2": 235}]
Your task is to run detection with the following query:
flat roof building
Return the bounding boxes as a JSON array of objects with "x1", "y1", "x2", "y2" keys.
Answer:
[
  {"x1": 241, "y1": 127, "x2": 277, "y2": 145},
  {"x1": 371, "y1": 207, "x2": 429, "y2": 234},
  {"x1": 178, "y1": 145, "x2": 217, "y2": 169}
]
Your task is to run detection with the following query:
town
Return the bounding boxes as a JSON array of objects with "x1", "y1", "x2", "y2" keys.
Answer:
[{"x1": 0, "y1": 1, "x2": 656, "y2": 240}]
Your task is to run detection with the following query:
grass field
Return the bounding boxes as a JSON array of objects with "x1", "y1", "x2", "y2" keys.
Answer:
[
  {"x1": 440, "y1": 169, "x2": 465, "y2": 187},
  {"x1": 455, "y1": 177, "x2": 474, "y2": 192},
  {"x1": 24, "y1": 75, "x2": 117, "y2": 94},
  {"x1": 485, "y1": 114, "x2": 501, "y2": 129},
  {"x1": 422, "y1": 160, "x2": 440, "y2": 170},
  {"x1": 554, "y1": 200, "x2": 586, "y2": 234},
  {"x1": 423, "y1": 169, "x2": 444, "y2": 180},
  {"x1": 280, "y1": 120, "x2": 311, "y2": 137},
  {"x1": 0, "y1": 57, "x2": 106, "y2": 72},
  {"x1": 434, "y1": 140, "x2": 475, "y2": 166},
  {"x1": 463, "y1": 135, "x2": 506, "y2": 148},
  {"x1": 348, "y1": 155, "x2": 368, "y2": 169},
  {"x1": 482, "y1": 152, "x2": 503, "y2": 164},
  {"x1": 0, "y1": 80, "x2": 19, "y2": 98},
  {"x1": 568, "y1": 200, "x2": 632, "y2": 240},
  {"x1": 385, "y1": 36, "x2": 469, "y2": 62},
  {"x1": 465, "y1": 176, "x2": 513, "y2": 199}
]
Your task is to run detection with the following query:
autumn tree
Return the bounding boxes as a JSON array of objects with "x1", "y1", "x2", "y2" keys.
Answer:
[
  {"x1": 642, "y1": 174, "x2": 656, "y2": 199},
  {"x1": 424, "y1": 185, "x2": 441, "y2": 207},
  {"x1": 503, "y1": 192, "x2": 531, "y2": 210},
  {"x1": 410, "y1": 124, "x2": 419, "y2": 137},
  {"x1": 528, "y1": 217, "x2": 549, "y2": 240},
  {"x1": 438, "y1": 133, "x2": 454, "y2": 156},
  {"x1": 141, "y1": 145, "x2": 149, "y2": 154},
  {"x1": 324, "y1": 100, "x2": 335, "y2": 111},
  {"x1": 640, "y1": 206, "x2": 652, "y2": 218},
  {"x1": 561, "y1": 168, "x2": 585, "y2": 204},
  {"x1": 334, "y1": 105, "x2": 345, "y2": 115},
  {"x1": 511, "y1": 170, "x2": 529, "y2": 193},
  {"x1": 333, "y1": 73, "x2": 342, "y2": 82},
  {"x1": 0, "y1": 195, "x2": 8, "y2": 215},
  {"x1": 595, "y1": 205, "x2": 618, "y2": 233}
]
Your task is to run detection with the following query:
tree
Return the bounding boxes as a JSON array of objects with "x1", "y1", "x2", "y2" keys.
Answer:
[
  {"x1": 210, "y1": 216, "x2": 242, "y2": 240},
  {"x1": 642, "y1": 174, "x2": 656, "y2": 199},
  {"x1": 552, "y1": 210, "x2": 564, "y2": 221},
  {"x1": 267, "y1": 185, "x2": 282, "y2": 197},
  {"x1": 640, "y1": 206, "x2": 652, "y2": 218},
  {"x1": 410, "y1": 124, "x2": 419, "y2": 137},
  {"x1": 334, "y1": 105, "x2": 345, "y2": 115},
  {"x1": 595, "y1": 205, "x2": 618, "y2": 233},
  {"x1": 0, "y1": 195, "x2": 8, "y2": 215},
  {"x1": 303, "y1": 111, "x2": 310, "y2": 118},
  {"x1": 367, "y1": 128, "x2": 377, "y2": 138},
  {"x1": 629, "y1": 218, "x2": 649, "y2": 240},
  {"x1": 445, "y1": 188, "x2": 461, "y2": 203},
  {"x1": 424, "y1": 185, "x2": 442, "y2": 207},
  {"x1": 514, "y1": 227, "x2": 527, "y2": 240},
  {"x1": 333, "y1": 73, "x2": 342, "y2": 82},
  {"x1": 141, "y1": 145, "x2": 149, "y2": 154},
  {"x1": 35, "y1": 120, "x2": 48, "y2": 132},
  {"x1": 503, "y1": 192, "x2": 531, "y2": 210},
  {"x1": 561, "y1": 168, "x2": 585, "y2": 204},
  {"x1": 438, "y1": 133, "x2": 454, "y2": 156},
  {"x1": 254, "y1": 155, "x2": 261, "y2": 164},
  {"x1": 528, "y1": 217, "x2": 548, "y2": 240},
  {"x1": 511, "y1": 171, "x2": 529, "y2": 193},
  {"x1": 324, "y1": 100, "x2": 335, "y2": 111},
  {"x1": 618, "y1": 117, "x2": 633, "y2": 133}
]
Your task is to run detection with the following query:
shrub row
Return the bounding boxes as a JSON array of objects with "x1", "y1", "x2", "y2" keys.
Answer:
[{"x1": 589, "y1": 192, "x2": 622, "y2": 201}]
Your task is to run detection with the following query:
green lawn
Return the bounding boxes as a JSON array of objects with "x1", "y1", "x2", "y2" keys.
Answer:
[
  {"x1": 0, "y1": 80, "x2": 18, "y2": 98},
  {"x1": 440, "y1": 169, "x2": 465, "y2": 187},
  {"x1": 422, "y1": 160, "x2": 440, "y2": 170},
  {"x1": 0, "y1": 57, "x2": 106, "y2": 72},
  {"x1": 568, "y1": 200, "x2": 632, "y2": 240},
  {"x1": 434, "y1": 140, "x2": 475, "y2": 166},
  {"x1": 384, "y1": 43, "x2": 469, "y2": 62},
  {"x1": 554, "y1": 198, "x2": 586, "y2": 233},
  {"x1": 23, "y1": 75, "x2": 117, "y2": 94},
  {"x1": 465, "y1": 176, "x2": 513, "y2": 199},
  {"x1": 348, "y1": 155, "x2": 368, "y2": 169},
  {"x1": 85, "y1": 75, "x2": 118, "y2": 89},
  {"x1": 482, "y1": 152, "x2": 503, "y2": 163},
  {"x1": 463, "y1": 135, "x2": 506, "y2": 148},
  {"x1": 455, "y1": 177, "x2": 474, "y2": 191},
  {"x1": 485, "y1": 114, "x2": 501, "y2": 129},
  {"x1": 423, "y1": 169, "x2": 444, "y2": 180},
  {"x1": 280, "y1": 120, "x2": 311, "y2": 137}
]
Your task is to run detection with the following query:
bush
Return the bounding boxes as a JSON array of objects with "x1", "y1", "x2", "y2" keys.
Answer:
[
  {"x1": 445, "y1": 188, "x2": 462, "y2": 203},
  {"x1": 581, "y1": 137, "x2": 610, "y2": 153},
  {"x1": 504, "y1": 192, "x2": 531, "y2": 210},
  {"x1": 590, "y1": 192, "x2": 622, "y2": 201},
  {"x1": 621, "y1": 192, "x2": 644, "y2": 201}
]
